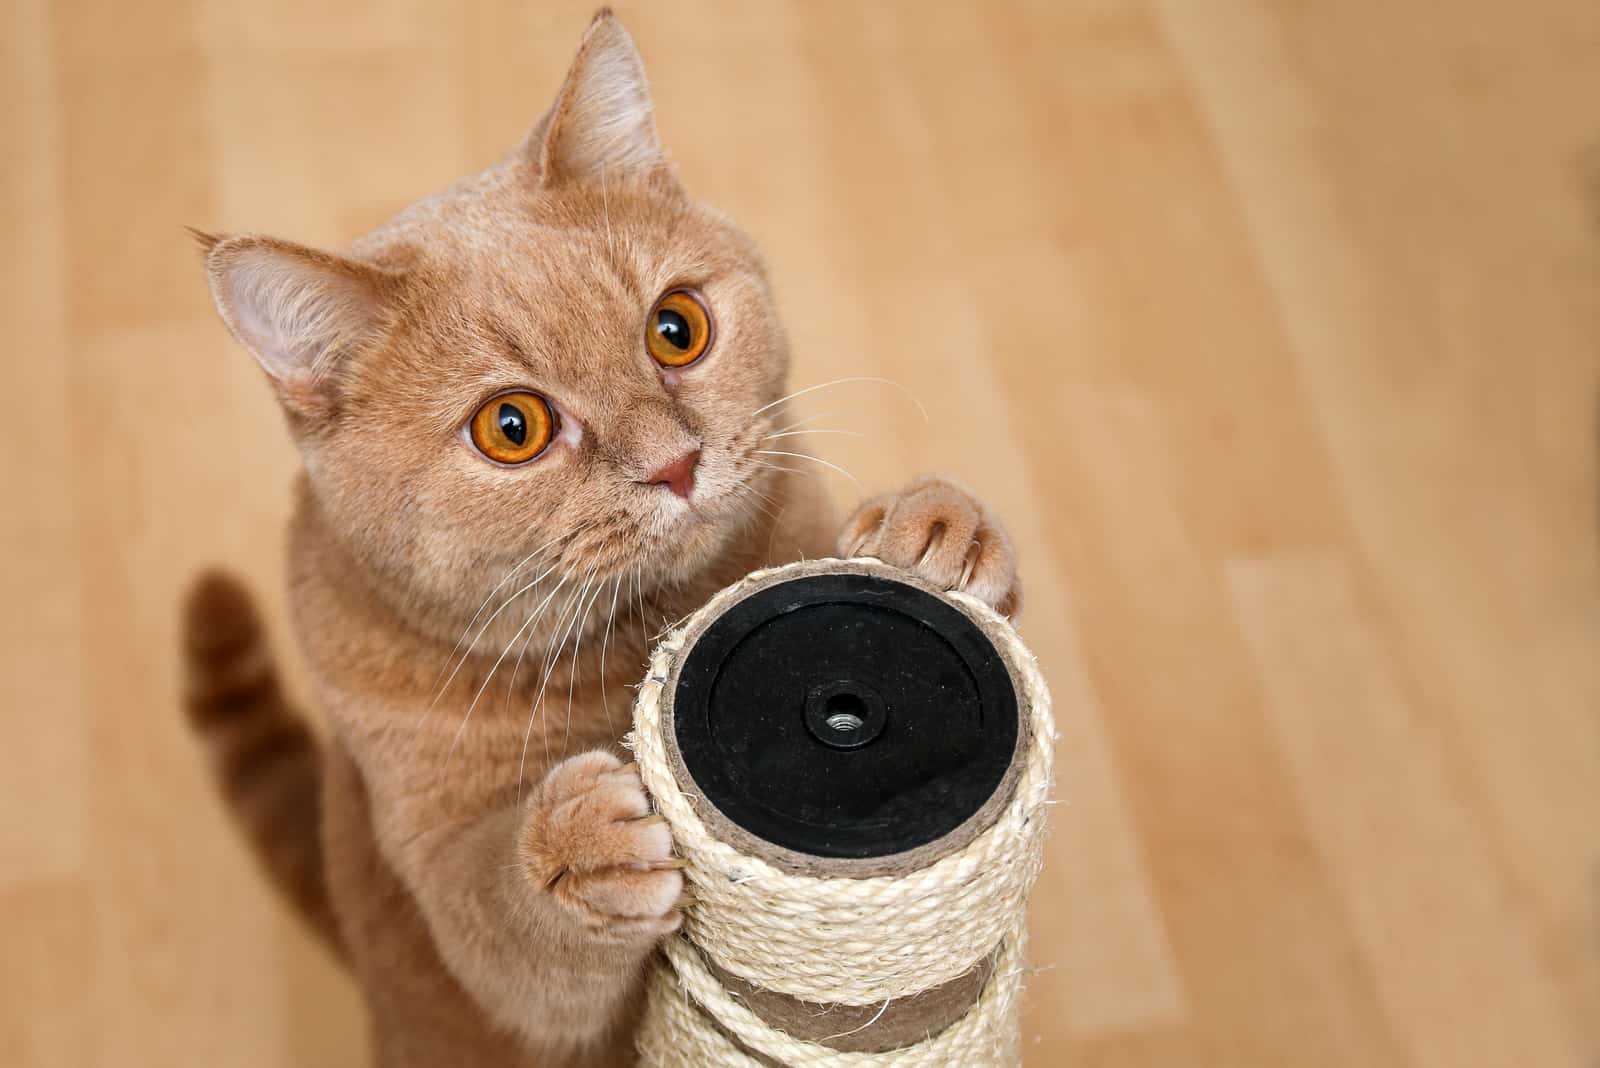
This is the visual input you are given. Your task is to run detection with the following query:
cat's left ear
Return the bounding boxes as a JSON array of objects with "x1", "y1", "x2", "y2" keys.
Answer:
[{"x1": 527, "y1": 9, "x2": 674, "y2": 188}]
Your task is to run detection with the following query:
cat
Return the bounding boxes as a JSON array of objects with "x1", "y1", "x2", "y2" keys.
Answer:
[{"x1": 183, "y1": 9, "x2": 1021, "y2": 1066}]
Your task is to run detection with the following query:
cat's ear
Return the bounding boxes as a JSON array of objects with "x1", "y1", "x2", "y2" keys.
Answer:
[
  {"x1": 195, "y1": 231, "x2": 391, "y2": 417},
  {"x1": 527, "y1": 9, "x2": 672, "y2": 187}
]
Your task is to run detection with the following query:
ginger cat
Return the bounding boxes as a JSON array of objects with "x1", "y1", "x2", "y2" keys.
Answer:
[{"x1": 184, "y1": 10, "x2": 1021, "y2": 1066}]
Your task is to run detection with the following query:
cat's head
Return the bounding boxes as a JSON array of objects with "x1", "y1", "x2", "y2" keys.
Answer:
[{"x1": 197, "y1": 11, "x2": 792, "y2": 638}]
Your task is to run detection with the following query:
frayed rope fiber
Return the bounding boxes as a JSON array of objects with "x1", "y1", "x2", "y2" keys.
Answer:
[{"x1": 629, "y1": 559, "x2": 1056, "y2": 1067}]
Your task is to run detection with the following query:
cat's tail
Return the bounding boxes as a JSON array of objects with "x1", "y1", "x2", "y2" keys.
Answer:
[{"x1": 182, "y1": 570, "x2": 344, "y2": 958}]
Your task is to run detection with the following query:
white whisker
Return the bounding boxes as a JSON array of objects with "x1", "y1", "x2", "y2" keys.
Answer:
[
  {"x1": 440, "y1": 529, "x2": 571, "y2": 671},
  {"x1": 764, "y1": 489, "x2": 791, "y2": 560},
  {"x1": 417, "y1": 539, "x2": 570, "y2": 732},
  {"x1": 562, "y1": 576, "x2": 608, "y2": 757},
  {"x1": 600, "y1": 163, "x2": 615, "y2": 254},
  {"x1": 518, "y1": 572, "x2": 594, "y2": 800},
  {"x1": 754, "y1": 449, "x2": 863, "y2": 490},
  {"x1": 599, "y1": 575, "x2": 622, "y2": 737},
  {"x1": 633, "y1": 563, "x2": 645, "y2": 633},
  {"x1": 730, "y1": 480, "x2": 784, "y2": 526},
  {"x1": 766, "y1": 410, "x2": 835, "y2": 436},
  {"x1": 501, "y1": 563, "x2": 586, "y2": 724},
  {"x1": 444, "y1": 569, "x2": 571, "y2": 766},
  {"x1": 750, "y1": 459, "x2": 809, "y2": 479},
  {"x1": 761, "y1": 428, "x2": 864, "y2": 442},
  {"x1": 749, "y1": 376, "x2": 928, "y2": 422}
]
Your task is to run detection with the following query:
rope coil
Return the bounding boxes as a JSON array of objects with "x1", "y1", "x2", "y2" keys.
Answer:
[{"x1": 630, "y1": 559, "x2": 1055, "y2": 1067}]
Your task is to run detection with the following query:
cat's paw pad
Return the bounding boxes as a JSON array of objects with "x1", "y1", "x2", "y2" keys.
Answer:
[
  {"x1": 838, "y1": 475, "x2": 1021, "y2": 616},
  {"x1": 520, "y1": 751, "x2": 683, "y2": 940}
]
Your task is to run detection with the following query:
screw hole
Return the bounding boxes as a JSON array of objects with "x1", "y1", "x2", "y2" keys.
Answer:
[
  {"x1": 823, "y1": 692, "x2": 868, "y2": 735},
  {"x1": 805, "y1": 684, "x2": 885, "y2": 750}
]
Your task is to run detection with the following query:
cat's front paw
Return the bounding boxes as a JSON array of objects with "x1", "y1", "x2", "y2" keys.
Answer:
[
  {"x1": 838, "y1": 475, "x2": 1021, "y2": 617},
  {"x1": 520, "y1": 751, "x2": 683, "y2": 942}
]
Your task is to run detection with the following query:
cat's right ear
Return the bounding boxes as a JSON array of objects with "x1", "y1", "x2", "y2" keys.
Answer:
[{"x1": 193, "y1": 231, "x2": 392, "y2": 418}]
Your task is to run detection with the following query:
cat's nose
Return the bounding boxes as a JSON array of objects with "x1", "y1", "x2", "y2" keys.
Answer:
[{"x1": 642, "y1": 448, "x2": 701, "y2": 499}]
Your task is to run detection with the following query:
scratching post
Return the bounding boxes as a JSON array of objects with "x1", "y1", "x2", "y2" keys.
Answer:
[{"x1": 630, "y1": 558, "x2": 1055, "y2": 1067}]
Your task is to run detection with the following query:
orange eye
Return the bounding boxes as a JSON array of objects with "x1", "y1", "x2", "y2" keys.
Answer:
[
  {"x1": 469, "y1": 391, "x2": 556, "y2": 465},
  {"x1": 646, "y1": 288, "x2": 714, "y2": 368}
]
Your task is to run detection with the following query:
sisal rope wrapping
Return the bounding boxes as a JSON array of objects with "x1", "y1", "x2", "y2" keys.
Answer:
[
  {"x1": 630, "y1": 559, "x2": 1055, "y2": 1067},
  {"x1": 636, "y1": 929, "x2": 1027, "y2": 1067}
]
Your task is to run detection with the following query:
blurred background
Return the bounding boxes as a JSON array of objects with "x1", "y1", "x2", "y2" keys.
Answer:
[{"x1": 4, "y1": 1, "x2": 1598, "y2": 1065}]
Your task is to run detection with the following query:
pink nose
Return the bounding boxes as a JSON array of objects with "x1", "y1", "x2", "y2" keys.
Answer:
[{"x1": 643, "y1": 448, "x2": 700, "y2": 499}]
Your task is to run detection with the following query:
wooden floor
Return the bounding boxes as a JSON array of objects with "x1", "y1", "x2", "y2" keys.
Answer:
[{"x1": 4, "y1": 1, "x2": 1598, "y2": 1065}]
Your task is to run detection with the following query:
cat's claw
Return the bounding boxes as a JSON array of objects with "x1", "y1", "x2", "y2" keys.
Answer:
[
  {"x1": 520, "y1": 751, "x2": 683, "y2": 941},
  {"x1": 837, "y1": 475, "x2": 1021, "y2": 618}
]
